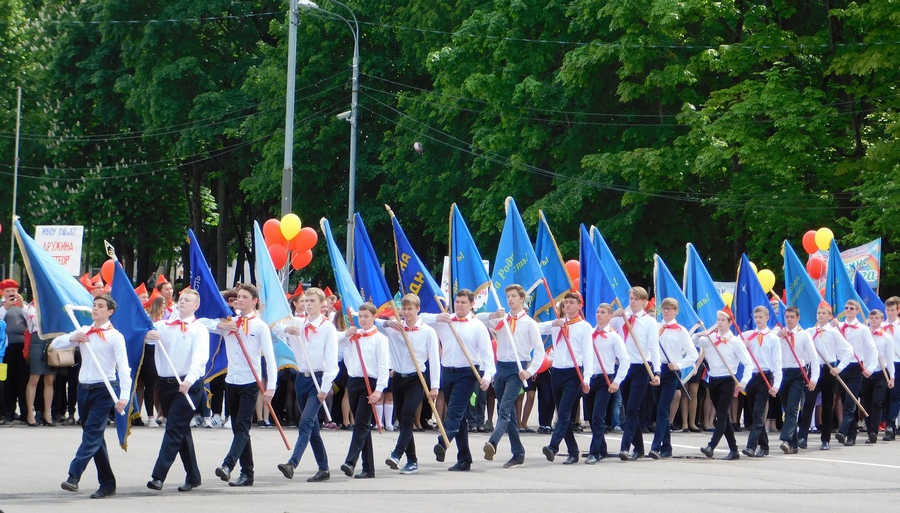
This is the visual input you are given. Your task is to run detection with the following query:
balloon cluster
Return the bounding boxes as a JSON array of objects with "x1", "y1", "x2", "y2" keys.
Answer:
[
  {"x1": 801, "y1": 227, "x2": 833, "y2": 281},
  {"x1": 263, "y1": 213, "x2": 318, "y2": 271},
  {"x1": 565, "y1": 260, "x2": 580, "y2": 291}
]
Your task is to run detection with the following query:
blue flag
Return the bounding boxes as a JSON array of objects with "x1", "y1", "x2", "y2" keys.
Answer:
[
  {"x1": 389, "y1": 207, "x2": 444, "y2": 314},
  {"x1": 109, "y1": 259, "x2": 153, "y2": 450},
  {"x1": 733, "y1": 254, "x2": 780, "y2": 332},
  {"x1": 204, "y1": 334, "x2": 228, "y2": 383},
  {"x1": 321, "y1": 218, "x2": 363, "y2": 325},
  {"x1": 653, "y1": 254, "x2": 701, "y2": 332},
  {"x1": 0, "y1": 320, "x2": 7, "y2": 361},
  {"x1": 580, "y1": 224, "x2": 616, "y2": 320},
  {"x1": 13, "y1": 219, "x2": 92, "y2": 337},
  {"x1": 683, "y1": 243, "x2": 726, "y2": 330},
  {"x1": 253, "y1": 221, "x2": 297, "y2": 371},
  {"x1": 772, "y1": 295, "x2": 787, "y2": 328},
  {"x1": 590, "y1": 226, "x2": 631, "y2": 309},
  {"x1": 353, "y1": 213, "x2": 394, "y2": 314},
  {"x1": 825, "y1": 238, "x2": 868, "y2": 321},
  {"x1": 490, "y1": 198, "x2": 545, "y2": 310},
  {"x1": 188, "y1": 230, "x2": 232, "y2": 321},
  {"x1": 450, "y1": 204, "x2": 493, "y2": 312},
  {"x1": 854, "y1": 269, "x2": 885, "y2": 314},
  {"x1": 783, "y1": 240, "x2": 822, "y2": 329},
  {"x1": 531, "y1": 210, "x2": 572, "y2": 323}
]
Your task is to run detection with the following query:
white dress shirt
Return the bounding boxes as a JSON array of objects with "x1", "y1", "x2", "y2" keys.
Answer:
[
  {"x1": 377, "y1": 318, "x2": 441, "y2": 390},
  {"x1": 742, "y1": 328, "x2": 783, "y2": 389},
  {"x1": 611, "y1": 310, "x2": 661, "y2": 374},
  {"x1": 657, "y1": 321, "x2": 699, "y2": 370},
  {"x1": 153, "y1": 315, "x2": 209, "y2": 384},
  {"x1": 883, "y1": 319, "x2": 900, "y2": 364},
  {"x1": 589, "y1": 325, "x2": 630, "y2": 384},
  {"x1": 50, "y1": 322, "x2": 132, "y2": 401},
  {"x1": 807, "y1": 323, "x2": 855, "y2": 371},
  {"x1": 340, "y1": 327, "x2": 391, "y2": 391},
  {"x1": 779, "y1": 326, "x2": 821, "y2": 384},
  {"x1": 274, "y1": 314, "x2": 339, "y2": 393},
  {"x1": 693, "y1": 331, "x2": 753, "y2": 386},
  {"x1": 838, "y1": 320, "x2": 879, "y2": 372},
  {"x1": 210, "y1": 313, "x2": 278, "y2": 390},
  {"x1": 477, "y1": 310, "x2": 544, "y2": 376},
  {"x1": 871, "y1": 328, "x2": 896, "y2": 379},
  {"x1": 420, "y1": 312, "x2": 496, "y2": 381},
  {"x1": 538, "y1": 316, "x2": 594, "y2": 376}
]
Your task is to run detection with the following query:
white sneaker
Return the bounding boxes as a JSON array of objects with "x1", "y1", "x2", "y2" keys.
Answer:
[
  {"x1": 202, "y1": 417, "x2": 213, "y2": 428},
  {"x1": 189, "y1": 415, "x2": 200, "y2": 428},
  {"x1": 223, "y1": 417, "x2": 232, "y2": 429},
  {"x1": 158, "y1": 417, "x2": 167, "y2": 427},
  {"x1": 148, "y1": 418, "x2": 159, "y2": 428},
  {"x1": 209, "y1": 414, "x2": 222, "y2": 428}
]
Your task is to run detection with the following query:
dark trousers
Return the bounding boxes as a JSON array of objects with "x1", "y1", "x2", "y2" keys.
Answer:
[
  {"x1": 391, "y1": 370, "x2": 428, "y2": 463},
  {"x1": 549, "y1": 367, "x2": 582, "y2": 456},
  {"x1": 68, "y1": 383, "x2": 118, "y2": 490},
  {"x1": 222, "y1": 383, "x2": 258, "y2": 477},
  {"x1": 209, "y1": 374, "x2": 227, "y2": 416},
  {"x1": 437, "y1": 367, "x2": 478, "y2": 464},
  {"x1": 651, "y1": 367, "x2": 678, "y2": 453},
  {"x1": 799, "y1": 365, "x2": 836, "y2": 442},
  {"x1": 152, "y1": 378, "x2": 202, "y2": 484},
  {"x1": 587, "y1": 374, "x2": 614, "y2": 457},
  {"x1": 139, "y1": 345, "x2": 158, "y2": 417},
  {"x1": 535, "y1": 370, "x2": 554, "y2": 427},
  {"x1": 489, "y1": 362, "x2": 526, "y2": 457},
  {"x1": 779, "y1": 368, "x2": 806, "y2": 446},
  {"x1": 288, "y1": 373, "x2": 328, "y2": 470},
  {"x1": 862, "y1": 372, "x2": 888, "y2": 437},
  {"x1": 745, "y1": 371, "x2": 773, "y2": 451},
  {"x1": 888, "y1": 363, "x2": 900, "y2": 429},
  {"x1": 620, "y1": 364, "x2": 650, "y2": 454},
  {"x1": 52, "y1": 358, "x2": 81, "y2": 418},
  {"x1": 345, "y1": 376, "x2": 377, "y2": 473},
  {"x1": 2, "y1": 344, "x2": 27, "y2": 420},
  {"x1": 838, "y1": 363, "x2": 863, "y2": 441},
  {"x1": 708, "y1": 377, "x2": 738, "y2": 451}
]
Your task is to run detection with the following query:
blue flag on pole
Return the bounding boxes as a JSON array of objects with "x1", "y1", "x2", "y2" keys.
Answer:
[
  {"x1": 683, "y1": 244, "x2": 726, "y2": 330},
  {"x1": 490, "y1": 197, "x2": 545, "y2": 310},
  {"x1": 253, "y1": 221, "x2": 297, "y2": 371},
  {"x1": 733, "y1": 254, "x2": 779, "y2": 332},
  {"x1": 580, "y1": 224, "x2": 616, "y2": 320},
  {"x1": 450, "y1": 204, "x2": 493, "y2": 312},
  {"x1": 825, "y1": 239, "x2": 868, "y2": 322},
  {"x1": 531, "y1": 210, "x2": 572, "y2": 323},
  {"x1": 854, "y1": 269, "x2": 885, "y2": 314},
  {"x1": 321, "y1": 218, "x2": 363, "y2": 325},
  {"x1": 783, "y1": 241, "x2": 822, "y2": 329},
  {"x1": 590, "y1": 226, "x2": 631, "y2": 309},
  {"x1": 353, "y1": 213, "x2": 394, "y2": 314},
  {"x1": 13, "y1": 219, "x2": 93, "y2": 337},
  {"x1": 388, "y1": 207, "x2": 444, "y2": 314},
  {"x1": 188, "y1": 230, "x2": 232, "y2": 384},
  {"x1": 654, "y1": 254, "x2": 702, "y2": 332},
  {"x1": 109, "y1": 259, "x2": 153, "y2": 450},
  {"x1": 772, "y1": 295, "x2": 787, "y2": 327}
]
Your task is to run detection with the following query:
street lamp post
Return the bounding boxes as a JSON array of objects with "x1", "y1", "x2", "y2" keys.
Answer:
[
  {"x1": 298, "y1": 0, "x2": 359, "y2": 264},
  {"x1": 281, "y1": 2, "x2": 299, "y2": 218}
]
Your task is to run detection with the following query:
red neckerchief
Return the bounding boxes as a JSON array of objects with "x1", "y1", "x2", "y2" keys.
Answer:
[
  {"x1": 86, "y1": 324, "x2": 110, "y2": 341},
  {"x1": 166, "y1": 318, "x2": 193, "y2": 332},
  {"x1": 714, "y1": 333, "x2": 728, "y2": 346},
  {"x1": 452, "y1": 315, "x2": 470, "y2": 322},
  {"x1": 658, "y1": 322, "x2": 681, "y2": 337},
  {"x1": 556, "y1": 316, "x2": 584, "y2": 345},
  {"x1": 350, "y1": 328, "x2": 377, "y2": 343},
  {"x1": 593, "y1": 328, "x2": 609, "y2": 340},
  {"x1": 621, "y1": 311, "x2": 645, "y2": 343},
  {"x1": 813, "y1": 326, "x2": 826, "y2": 340},
  {"x1": 840, "y1": 321, "x2": 859, "y2": 337},
  {"x1": 403, "y1": 320, "x2": 420, "y2": 332},
  {"x1": 235, "y1": 314, "x2": 255, "y2": 335},
  {"x1": 495, "y1": 311, "x2": 525, "y2": 333},
  {"x1": 304, "y1": 316, "x2": 326, "y2": 340},
  {"x1": 747, "y1": 329, "x2": 768, "y2": 347}
]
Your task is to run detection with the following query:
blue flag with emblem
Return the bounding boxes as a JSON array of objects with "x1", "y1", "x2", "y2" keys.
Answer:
[
  {"x1": 683, "y1": 243, "x2": 726, "y2": 330},
  {"x1": 654, "y1": 254, "x2": 702, "y2": 332},
  {"x1": 188, "y1": 230, "x2": 233, "y2": 384},
  {"x1": 825, "y1": 239, "x2": 868, "y2": 322},
  {"x1": 854, "y1": 269, "x2": 884, "y2": 314},
  {"x1": 733, "y1": 254, "x2": 780, "y2": 332},
  {"x1": 353, "y1": 213, "x2": 394, "y2": 315},
  {"x1": 253, "y1": 221, "x2": 297, "y2": 371},
  {"x1": 491, "y1": 197, "x2": 545, "y2": 310},
  {"x1": 531, "y1": 210, "x2": 572, "y2": 324},
  {"x1": 590, "y1": 226, "x2": 631, "y2": 309},
  {"x1": 450, "y1": 204, "x2": 493, "y2": 312},
  {"x1": 580, "y1": 224, "x2": 616, "y2": 320},
  {"x1": 321, "y1": 218, "x2": 363, "y2": 326},
  {"x1": 388, "y1": 207, "x2": 444, "y2": 314},
  {"x1": 13, "y1": 219, "x2": 93, "y2": 337},
  {"x1": 783, "y1": 240, "x2": 822, "y2": 329}
]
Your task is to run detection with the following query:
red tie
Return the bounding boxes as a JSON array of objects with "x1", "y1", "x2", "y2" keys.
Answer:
[
  {"x1": 166, "y1": 319, "x2": 189, "y2": 332},
  {"x1": 86, "y1": 326, "x2": 109, "y2": 341},
  {"x1": 886, "y1": 324, "x2": 895, "y2": 335}
]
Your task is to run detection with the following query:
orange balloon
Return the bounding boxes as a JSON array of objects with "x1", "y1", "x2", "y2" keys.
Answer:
[
  {"x1": 819, "y1": 287, "x2": 826, "y2": 298},
  {"x1": 263, "y1": 219, "x2": 287, "y2": 247},
  {"x1": 565, "y1": 260, "x2": 581, "y2": 288},
  {"x1": 537, "y1": 354, "x2": 551, "y2": 374},
  {"x1": 806, "y1": 256, "x2": 826, "y2": 280},
  {"x1": 101, "y1": 259, "x2": 115, "y2": 284},
  {"x1": 295, "y1": 227, "x2": 319, "y2": 251},
  {"x1": 291, "y1": 249, "x2": 313, "y2": 270},
  {"x1": 802, "y1": 230, "x2": 818, "y2": 255},
  {"x1": 268, "y1": 244, "x2": 288, "y2": 271}
]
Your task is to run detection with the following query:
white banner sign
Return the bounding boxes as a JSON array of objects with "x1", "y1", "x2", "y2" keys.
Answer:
[{"x1": 34, "y1": 225, "x2": 84, "y2": 276}]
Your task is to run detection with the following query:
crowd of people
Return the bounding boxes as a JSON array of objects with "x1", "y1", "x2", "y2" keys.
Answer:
[{"x1": 1, "y1": 274, "x2": 898, "y2": 499}]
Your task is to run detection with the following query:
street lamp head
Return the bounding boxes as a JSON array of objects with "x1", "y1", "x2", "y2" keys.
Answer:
[{"x1": 297, "y1": 0, "x2": 319, "y2": 10}]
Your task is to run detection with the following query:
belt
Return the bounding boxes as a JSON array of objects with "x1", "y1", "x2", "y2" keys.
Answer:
[
  {"x1": 710, "y1": 376, "x2": 732, "y2": 381},
  {"x1": 299, "y1": 371, "x2": 323, "y2": 378},
  {"x1": 159, "y1": 376, "x2": 187, "y2": 384},
  {"x1": 80, "y1": 381, "x2": 118, "y2": 390},
  {"x1": 445, "y1": 366, "x2": 479, "y2": 372},
  {"x1": 394, "y1": 371, "x2": 419, "y2": 378},
  {"x1": 591, "y1": 373, "x2": 612, "y2": 379}
]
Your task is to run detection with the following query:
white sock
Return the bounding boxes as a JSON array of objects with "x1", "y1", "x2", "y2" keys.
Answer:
[
  {"x1": 376, "y1": 404, "x2": 384, "y2": 427},
  {"x1": 384, "y1": 404, "x2": 394, "y2": 427}
]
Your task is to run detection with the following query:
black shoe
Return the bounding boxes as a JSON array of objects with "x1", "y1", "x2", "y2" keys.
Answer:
[
  {"x1": 585, "y1": 455, "x2": 599, "y2": 465},
  {"x1": 146, "y1": 479, "x2": 163, "y2": 491},
  {"x1": 780, "y1": 441, "x2": 792, "y2": 454},
  {"x1": 867, "y1": 432, "x2": 877, "y2": 444},
  {"x1": 700, "y1": 445, "x2": 714, "y2": 458},
  {"x1": 483, "y1": 441, "x2": 496, "y2": 461},
  {"x1": 741, "y1": 448, "x2": 755, "y2": 458},
  {"x1": 618, "y1": 450, "x2": 630, "y2": 461},
  {"x1": 798, "y1": 438, "x2": 808, "y2": 449},
  {"x1": 723, "y1": 451, "x2": 740, "y2": 461},
  {"x1": 90, "y1": 488, "x2": 116, "y2": 499},
  {"x1": 503, "y1": 456, "x2": 524, "y2": 468},
  {"x1": 835, "y1": 432, "x2": 846, "y2": 444},
  {"x1": 844, "y1": 438, "x2": 856, "y2": 447},
  {"x1": 228, "y1": 474, "x2": 253, "y2": 487},
  {"x1": 563, "y1": 454, "x2": 578, "y2": 465},
  {"x1": 542, "y1": 446, "x2": 556, "y2": 462},
  {"x1": 177, "y1": 482, "x2": 199, "y2": 492},
  {"x1": 448, "y1": 461, "x2": 471, "y2": 471},
  {"x1": 354, "y1": 471, "x2": 375, "y2": 479},
  {"x1": 434, "y1": 444, "x2": 446, "y2": 462},
  {"x1": 132, "y1": 418, "x2": 144, "y2": 427},
  {"x1": 61, "y1": 476, "x2": 78, "y2": 492},
  {"x1": 659, "y1": 451, "x2": 673, "y2": 458},
  {"x1": 215, "y1": 466, "x2": 231, "y2": 482},
  {"x1": 629, "y1": 452, "x2": 643, "y2": 461},
  {"x1": 307, "y1": 470, "x2": 330, "y2": 482},
  {"x1": 340, "y1": 463, "x2": 354, "y2": 477},
  {"x1": 754, "y1": 447, "x2": 767, "y2": 458},
  {"x1": 821, "y1": 441, "x2": 830, "y2": 451},
  {"x1": 648, "y1": 450, "x2": 660, "y2": 460},
  {"x1": 277, "y1": 462, "x2": 295, "y2": 479}
]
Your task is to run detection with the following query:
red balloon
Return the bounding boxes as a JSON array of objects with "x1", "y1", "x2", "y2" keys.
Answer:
[
  {"x1": 819, "y1": 287, "x2": 826, "y2": 298},
  {"x1": 806, "y1": 255, "x2": 827, "y2": 280},
  {"x1": 268, "y1": 244, "x2": 288, "y2": 271},
  {"x1": 295, "y1": 227, "x2": 319, "y2": 251},
  {"x1": 291, "y1": 249, "x2": 313, "y2": 270},
  {"x1": 537, "y1": 354, "x2": 551, "y2": 374},
  {"x1": 101, "y1": 259, "x2": 115, "y2": 284},
  {"x1": 263, "y1": 219, "x2": 287, "y2": 247},
  {"x1": 565, "y1": 260, "x2": 581, "y2": 289},
  {"x1": 802, "y1": 230, "x2": 818, "y2": 255}
]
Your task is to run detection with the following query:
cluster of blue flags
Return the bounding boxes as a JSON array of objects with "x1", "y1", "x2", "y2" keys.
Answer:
[
  {"x1": 449, "y1": 204, "x2": 494, "y2": 312},
  {"x1": 683, "y1": 243, "x2": 726, "y2": 330},
  {"x1": 389, "y1": 208, "x2": 444, "y2": 314},
  {"x1": 321, "y1": 218, "x2": 364, "y2": 326},
  {"x1": 590, "y1": 226, "x2": 631, "y2": 308},
  {"x1": 733, "y1": 254, "x2": 780, "y2": 332},
  {"x1": 783, "y1": 240, "x2": 824, "y2": 327},
  {"x1": 824, "y1": 238, "x2": 869, "y2": 321},
  {"x1": 353, "y1": 213, "x2": 395, "y2": 315},
  {"x1": 653, "y1": 254, "x2": 701, "y2": 332},
  {"x1": 490, "y1": 198, "x2": 545, "y2": 311},
  {"x1": 531, "y1": 210, "x2": 572, "y2": 324},
  {"x1": 580, "y1": 224, "x2": 616, "y2": 320}
]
